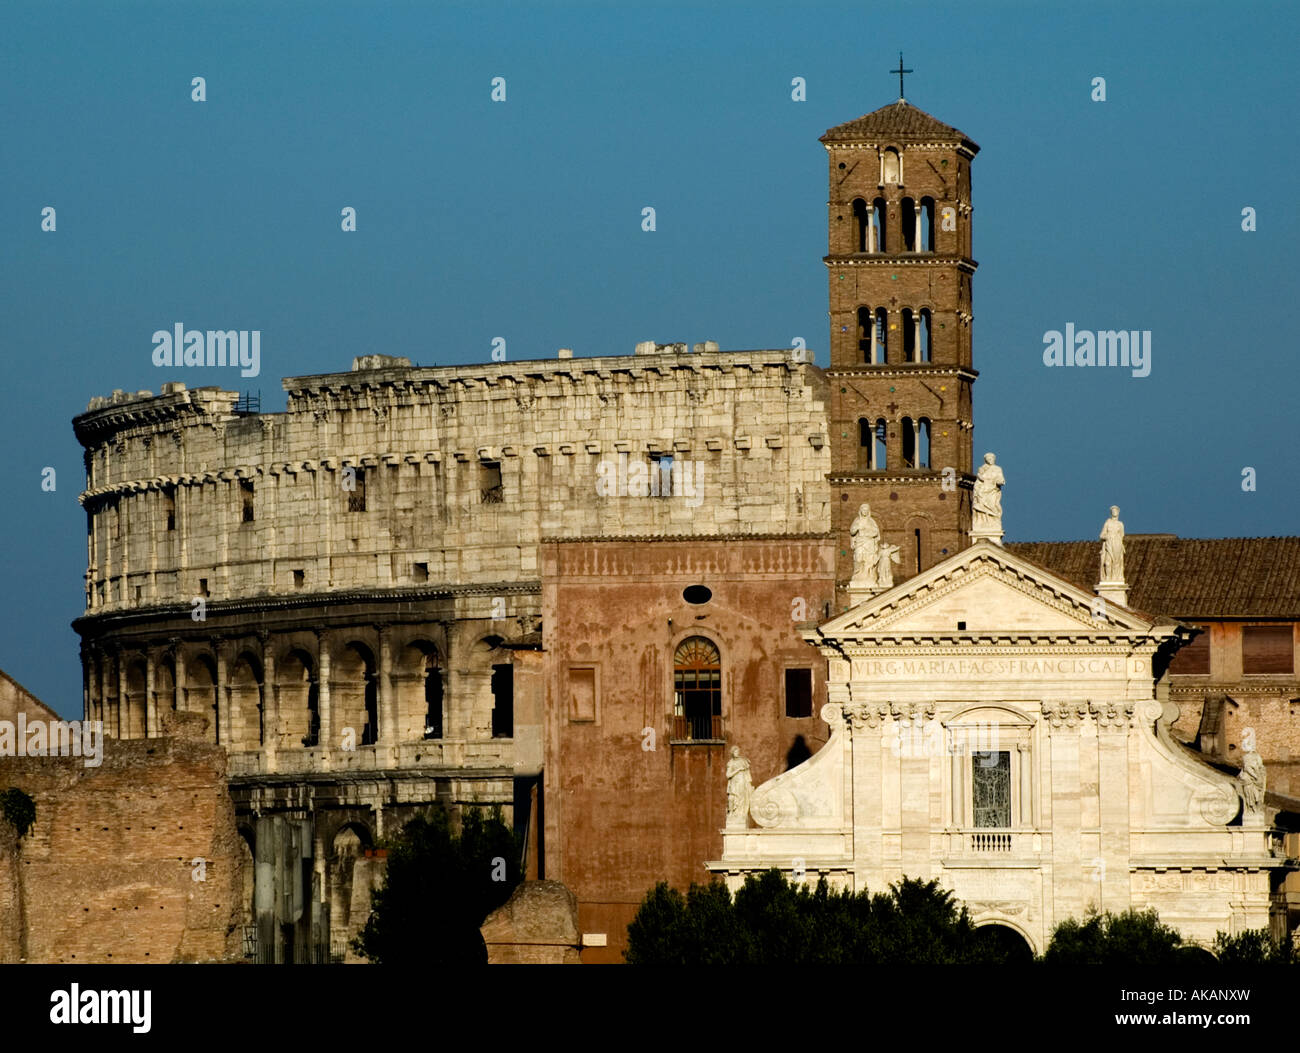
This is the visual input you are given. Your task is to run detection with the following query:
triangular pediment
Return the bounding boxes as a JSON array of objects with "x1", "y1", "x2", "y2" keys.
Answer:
[{"x1": 818, "y1": 541, "x2": 1162, "y2": 640}]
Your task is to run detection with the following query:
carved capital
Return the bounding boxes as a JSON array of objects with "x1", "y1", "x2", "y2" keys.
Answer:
[
  {"x1": 1041, "y1": 700, "x2": 1088, "y2": 729},
  {"x1": 1088, "y1": 700, "x2": 1134, "y2": 729},
  {"x1": 843, "y1": 702, "x2": 891, "y2": 729}
]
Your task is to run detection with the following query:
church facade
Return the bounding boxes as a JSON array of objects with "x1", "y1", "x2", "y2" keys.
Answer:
[{"x1": 710, "y1": 539, "x2": 1288, "y2": 953}]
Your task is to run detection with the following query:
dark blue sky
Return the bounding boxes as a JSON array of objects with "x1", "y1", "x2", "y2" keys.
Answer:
[{"x1": 2, "y1": 0, "x2": 1296, "y2": 715}]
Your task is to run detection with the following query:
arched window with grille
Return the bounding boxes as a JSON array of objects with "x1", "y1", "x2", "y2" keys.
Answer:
[{"x1": 673, "y1": 637, "x2": 721, "y2": 741}]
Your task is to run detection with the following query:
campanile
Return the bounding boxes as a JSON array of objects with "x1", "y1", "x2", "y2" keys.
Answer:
[{"x1": 821, "y1": 82, "x2": 979, "y2": 602}]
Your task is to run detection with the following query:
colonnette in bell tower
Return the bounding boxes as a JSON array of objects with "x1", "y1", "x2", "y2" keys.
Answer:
[{"x1": 822, "y1": 86, "x2": 979, "y2": 602}]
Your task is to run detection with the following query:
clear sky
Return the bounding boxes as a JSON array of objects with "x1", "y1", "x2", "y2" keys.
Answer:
[{"x1": 2, "y1": 0, "x2": 1296, "y2": 716}]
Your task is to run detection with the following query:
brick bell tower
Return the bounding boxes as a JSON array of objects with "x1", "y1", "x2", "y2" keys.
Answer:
[{"x1": 822, "y1": 71, "x2": 979, "y2": 604}]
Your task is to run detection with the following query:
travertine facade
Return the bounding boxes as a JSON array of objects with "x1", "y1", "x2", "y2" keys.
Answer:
[
  {"x1": 711, "y1": 543, "x2": 1291, "y2": 952},
  {"x1": 72, "y1": 344, "x2": 830, "y2": 961}
]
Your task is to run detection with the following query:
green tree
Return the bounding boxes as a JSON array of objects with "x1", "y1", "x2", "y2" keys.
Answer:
[
  {"x1": 1213, "y1": 928, "x2": 1297, "y2": 965},
  {"x1": 1043, "y1": 907, "x2": 1185, "y2": 965},
  {"x1": 0, "y1": 787, "x2": 35, "y2": 838},
  {"x1": 626, "y1": 869, "x2": 1013, "y2": 964},
  {"x1": 352, "y1": 805, "x2": 521, "y2": 965}
]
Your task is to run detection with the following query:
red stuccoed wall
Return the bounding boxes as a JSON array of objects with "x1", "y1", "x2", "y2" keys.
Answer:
[{"x1": 542, "y1": 536, "x2": 836, "y2": 963}]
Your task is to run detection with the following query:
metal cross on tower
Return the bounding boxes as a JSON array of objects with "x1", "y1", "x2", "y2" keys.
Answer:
[{"x1": 892, "y1": 52, "x2": 912, "y2": 99}]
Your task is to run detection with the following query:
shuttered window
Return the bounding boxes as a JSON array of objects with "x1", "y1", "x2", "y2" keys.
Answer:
[
  {"x1": 1169, "y1": 627, "x2": 1210, "y2": 675},
  {"x1": 1242, "y1": 625, "x2": 1294, "y2": 675}
]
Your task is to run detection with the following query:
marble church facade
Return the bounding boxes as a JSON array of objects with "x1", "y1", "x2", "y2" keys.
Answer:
[{"x1": 711, "y1": 541, "x2": 1289, "y2": 952}]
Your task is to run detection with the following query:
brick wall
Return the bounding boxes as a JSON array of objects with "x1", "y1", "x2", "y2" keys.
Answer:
[{"x1": 0, "y1": 724, "x2": 245, "y2": 963}]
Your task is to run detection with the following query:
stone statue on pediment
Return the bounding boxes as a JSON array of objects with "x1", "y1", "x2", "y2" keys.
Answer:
[
  {"x1": 1099, "y1": 505, "x2": 1125, "y2": 582},
  {"x1": 877, "y1": 542, "x2": 902, "y2": 589},
  {"x1": 1239, "y1": 748, "x2": 1266, "y2": 820},
  {"x1": 970, "y1": 452, "x2": 1005, "y2": 543},
  {"x1": 726, "y1": 747, "x2": 753, "y2": 828},
  {"x1": 849, "y1": 503, "x2": 881, "y2": 587}
]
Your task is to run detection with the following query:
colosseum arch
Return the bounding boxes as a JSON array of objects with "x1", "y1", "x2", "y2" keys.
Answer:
[
  {"x1": 156, "y1": 655, "x2": 177, "y2": 721},
  {"x1": 327, "y1": 822, "x2": 374, "y2": 962},
  {"x1": 277, "y1": 648, "x2": 318, "y2": 749},
  {"x1": 186, "y1": 652, "x2": 220, "y2": 744},
  {"x1": 467, "y1": 635, "x2": 513, "y2": 740},
  {"x1": 237, "y1": 825, "x2": 256, "y2": 942},
  {"x1": 395, "y1": 639, "x2": 443, "y2": 742},
  {"x1": 230, "y1": 651, "x2": 265, "y2": 750},
  {"x1": 124, "y1": 657, "x2": 148, "y2": 738},
  {"x1": 336, "y1": 641, "x2": 379, "y2": 747}
]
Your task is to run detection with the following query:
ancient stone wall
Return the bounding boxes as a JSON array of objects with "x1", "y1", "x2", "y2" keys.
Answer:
[
  {"x1": 0, "y1": 668, "x2": 61, "y2": 723},
  {"x1": 0, "y1": 726, "x2": 244, "y2": 963},
  {"x1": 74, "y1": 348, "x2": 830, "y2": 615}
]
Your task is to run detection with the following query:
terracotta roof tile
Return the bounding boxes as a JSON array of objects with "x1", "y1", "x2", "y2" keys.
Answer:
[
  {"x1": 821, "y1": 99, "x2": 978, "y2": 151},
  {"x1": 1005, "y1": 536, "x2": 1300, "y2": 619}
]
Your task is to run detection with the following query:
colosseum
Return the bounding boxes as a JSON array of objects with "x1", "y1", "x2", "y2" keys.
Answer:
[{"x1": 71, "y1": 343, "x2": 833, "y2": 961}]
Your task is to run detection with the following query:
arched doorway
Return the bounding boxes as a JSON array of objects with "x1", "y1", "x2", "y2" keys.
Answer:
[{"x1": 975, "y1": 922, "x2": 1035, "y2": 962}]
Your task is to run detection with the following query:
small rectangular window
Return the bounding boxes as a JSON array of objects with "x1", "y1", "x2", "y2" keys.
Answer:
[
  {"x1": 1169, "y1": 627, "x2": 1210, "y2": 675},
  {"x1": 346, "y1": 467, "x2": 367, "y2": 512},
  {"x1": 491, "y1": 663, "x2": 514, "y2": 737},
  {"x1": 568, "y1": 666, "x2": 597, "y2": 722},
  {"x1": 164, "y1": 488, "x2": 176, "y2": 531},
  {"x1": 972, "y1": 751, "x2": 1011, "y2": 828},
  {"x1": 198, "y1": 578, "x2": 209, "y2": 597},
  {"x1": 292, "y1": 569, "x2": 304, "y2": 588},
  {"x1": 784, "y1": 668, "x2": 813, "y2": 718},
  {"x1": 413, "y1": 562, "x2": 429, "y2": 582},
  {"x1": 240, "y1": 478, "x2": 255, "y2": 522},
  {"x1": 480, "y1": 462, "x2": 503, "y2": 504},
  {"x1": 1243, "y1": 625, "x2": 1293, "y2": 675},
  {"x1": 649, "y1": 454, "x2": 673, "y2": 497}
]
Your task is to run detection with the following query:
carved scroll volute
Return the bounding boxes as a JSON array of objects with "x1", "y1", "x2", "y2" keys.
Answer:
[
  {"x1": 750, "y1": 786, "x2": 799, "y2": 828},
  {"x1": 1197, "y1": 783, "x2": 1241, "y2": 826}
]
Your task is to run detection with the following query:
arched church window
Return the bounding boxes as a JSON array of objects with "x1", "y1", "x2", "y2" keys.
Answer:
[
  {"x1": 901, "y1": 198, "x2": 917, "y2": 251},
  {"x1": 902, "y1": 417, "x2": 916, "y2": 468},
  {"x1": 857, "y1": 306, "x2": 875, "y2": 362},
  {"x1": 673, "y1": 637, "x2": 721, "y2": 741},
  {"x1": 874, "y1": 419, "x2": 887, "y2": 469},
  {"x1": 882, "y1": 148, "x2": 901, "y2": 185},
  {"x1": 917, "y1": 417, "x2": 931, "y2": 468},
  {"x1": 871, "y1": 197, "x2": 887, "y2": 252},
  {"x1": 852, "y1": 198, "x2": 870, "y2": 252},
  {"x1": 920, "y1": 197, "x2": 936, "y2": 251}
]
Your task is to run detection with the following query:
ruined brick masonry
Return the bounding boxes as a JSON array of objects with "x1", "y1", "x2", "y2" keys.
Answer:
[{"x1": 0, "y1": 719, "x2": 244, "y2": 963}]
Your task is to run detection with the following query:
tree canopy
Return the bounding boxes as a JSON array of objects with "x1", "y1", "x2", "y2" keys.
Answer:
[
  {"x1": 625, "y1": 869, "x2": 1019, "y2": 964},
  {"x1": 1042, "y1": 907, "x2": 1190, "y2": 965},
  {"x1": 352, "y1": 805, "x2": 521, "y2": 965}
]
